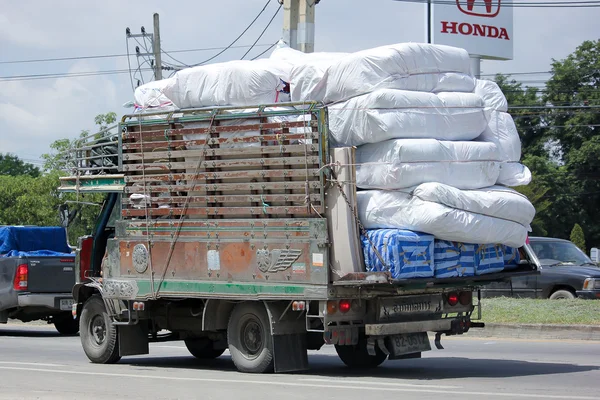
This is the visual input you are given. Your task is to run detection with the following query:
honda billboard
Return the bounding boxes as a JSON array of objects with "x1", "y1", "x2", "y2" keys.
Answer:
[{"x1": 431, "y1": 0, "x2": 513, "y2": 60}]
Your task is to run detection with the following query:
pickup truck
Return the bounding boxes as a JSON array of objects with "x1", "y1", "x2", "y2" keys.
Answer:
[
  {"x1": 481, "y1": 236, "x2": 600, "y2": 299},
  {"x1": 58, "y1": 103, "x2": 538, "y2": 373},
  {"x1": 0, "y1": 226, "x2": 79, "y2": 334}
]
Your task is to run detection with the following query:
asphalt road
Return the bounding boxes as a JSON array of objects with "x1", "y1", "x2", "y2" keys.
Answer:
[{"x1": 0, "y1": 323, "x2": 599, "y2": 400}]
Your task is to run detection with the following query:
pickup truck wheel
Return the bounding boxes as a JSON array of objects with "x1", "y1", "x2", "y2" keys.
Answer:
[
  {"x1": 549, "y1": 290, "x2": 576, "y2": 300},
  {"x1": 227, "y1": 302, "x2": 274, "y2": 373},
  {"x1": 54, "y1": 313, "x2": 79, "y2": 335},
  {"x1": 335, "y1": 338, "x2": 388, "y2": 369},
  {"x1": 80, "y1": 295, "x2": 121, "y2": 364},
  {"x1": 184, "y1": 338, "x2": 225, "y2": 359}
]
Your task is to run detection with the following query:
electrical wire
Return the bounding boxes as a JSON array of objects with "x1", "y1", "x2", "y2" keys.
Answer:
[
  {"x1": 0, "y1": 43, "x2": 276, "y2": 65},
  {"x1": 251, "y1": 41, "x2": 279, "y2": 60},
  {"x1": 125, "y1": 37, "x2": 135, "y2": 92},
  {"x1": 241, "y1": 2, "x2": 283, "y2": 60},
  {"x1": 161, "y1": 49, "x2": 191, "y2": 68},
  {"x1": 189, "y1": 0, "x2": 273, "y2": 66}
]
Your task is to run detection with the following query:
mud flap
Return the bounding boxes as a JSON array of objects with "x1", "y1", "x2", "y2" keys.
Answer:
[
  {"x1": 119, "y1": 322, "x2": 149, "y2": 357},
  {"x1": 273, "y1": 333, "x2": 309, "y2": 373}
]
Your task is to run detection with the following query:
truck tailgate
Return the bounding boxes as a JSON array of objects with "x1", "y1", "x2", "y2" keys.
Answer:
[{"x1": 26, "y1": 256, "x2": 75, "y2": 293}]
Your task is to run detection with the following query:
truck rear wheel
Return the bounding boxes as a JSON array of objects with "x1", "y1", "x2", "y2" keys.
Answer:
[
  {"x1": 80, "y1": 295, "x2": 121, "y2": 364},
  {"x1": 335, "y1": 338, "x2": 388, "y2": 369},
  {"x1": 227, "y1": 302, "x2": 274, "y2": 373},
  {"x1": 54, "y1": 313, "x2": 79, "y2": 335},
  {"x1": 184, "y1": 338, "x2": 225, "y2": 359}
]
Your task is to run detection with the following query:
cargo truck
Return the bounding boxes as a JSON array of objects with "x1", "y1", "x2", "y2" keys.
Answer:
[{"x1": 59, "y1": 102, "x2": 537, "y2": 373}]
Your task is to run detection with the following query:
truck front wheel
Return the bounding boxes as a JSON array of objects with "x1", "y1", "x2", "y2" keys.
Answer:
[
  {"x1": 184, "y1": 338, "x2": 225, "y2": 359},
  {"x1": 227, "y1": 302, "x2": 274, "y2": 373},
  {"x1": 80, "y1": 295, "x2": 121, "y2": 364},
  {"x1": 335, "y1": 338, "x2": 388, "y2": 369}
]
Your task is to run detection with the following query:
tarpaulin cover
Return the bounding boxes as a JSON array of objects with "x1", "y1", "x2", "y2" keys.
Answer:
[
  {"x1": 306, "y1": 42, "x2": 476, "y2": 103},
  {"x1": 328, "y1": 89, "x2": 489, "y2": 146},
  {"x1": 355, "y1": 139, "x2": 501, "y2": 190},
  {"x1": 477, "y1": 111, "x2": 521, "y2": 162},
  {"x1": 3, "y1": 250, "x2": 74, "y2": 258},
  {"x1": 433, "y1": 240, "x2": 476, "y2": 278},
  {"x1": 475, "y1": 244, "x2": 505, "y2": 275},
  {"x1": 0, "y1": 226, "x2": 72, "y2": 256},
  {"x1": 356, "y1": 183, "x2": 534, "y2": 247},
  {"x1": 361, "y1": 229, "x2": 434, "y2": 279}
]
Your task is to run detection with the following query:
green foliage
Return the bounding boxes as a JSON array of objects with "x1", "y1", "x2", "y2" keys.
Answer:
[
  {"x1": 570, "y1": 223, "x2": 586, "y2": 253},
  {"x1": 495, "y1": 39, "x2": 600, "y2": 248},
  {"x1": 482, "y1": 297, "x2": 600, "y2": 325},
  {"x1": 0, "y1": 153, "x2": 40, "y2": 177}
]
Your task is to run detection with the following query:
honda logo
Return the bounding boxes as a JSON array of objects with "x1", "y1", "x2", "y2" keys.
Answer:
[{"x1": 456, "y1": 0, "x2": 501, "y2": 18}]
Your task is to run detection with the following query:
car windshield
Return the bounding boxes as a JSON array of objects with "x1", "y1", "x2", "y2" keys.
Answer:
[{"x1": 530, "y1": 239, "x2": 594, "y2": 266}]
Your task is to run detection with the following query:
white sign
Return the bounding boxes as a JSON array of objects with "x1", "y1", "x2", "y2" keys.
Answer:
[
  {"x1": 591, "y1": 248, "x2": 599, "y2": 262},
  {"x1": 431, "y1": 0, "x2": 513, "y2": 60}
]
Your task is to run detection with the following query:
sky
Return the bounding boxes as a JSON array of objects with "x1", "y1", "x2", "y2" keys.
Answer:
[{"x1": 0, "y1": 0, "x2": 598, "y2": 167}]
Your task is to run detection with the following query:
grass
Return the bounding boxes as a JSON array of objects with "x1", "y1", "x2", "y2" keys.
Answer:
[{"x1": 479, "y1": 297, "x2": 600, "y2": 325}]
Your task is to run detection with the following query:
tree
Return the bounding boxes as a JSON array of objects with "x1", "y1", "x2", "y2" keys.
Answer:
[
  {"x1": 570, "y1": 223, "x2": 586, "y2": 253},
  {"x1": 41, "y1": 112, "x2": 117, "y2": 172},
  {"x1": 0, "y1": 153, "x2": 40, "y2": 177}
]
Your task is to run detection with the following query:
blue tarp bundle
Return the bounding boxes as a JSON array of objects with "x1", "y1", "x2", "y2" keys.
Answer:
[
  {"x1": 362, "y1": 229, "x2": 435, "y2": 279},
  {"x1": 474, "y1": 244, "x2": 505, "y2": 275},
  {"x1": 0, "y1": 226, "x2": 72, "y2": 257},
  {"x1": 502, "y1": 245, "x2": 520, "y2": 269},
  {"x1": 433, "y1": 240, "x2": 475, "y2": 278}
]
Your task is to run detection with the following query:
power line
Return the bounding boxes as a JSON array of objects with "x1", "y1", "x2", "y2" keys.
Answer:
[
  {"x1": 189, "y1": 0, "x2": 273, "y2": 67},
  {"x1": 0, "y1": 43, "x2": 275, "y2": 65},
  {"x1": 251, "y1": 41, "x2": 279, "y2": 60},
  {"x1": 241, "y1": 2, "x2": 283, "y2": 60}
]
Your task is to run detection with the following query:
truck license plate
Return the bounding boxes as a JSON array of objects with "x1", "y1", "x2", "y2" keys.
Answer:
[
  {"x1": 389, "y1": 332, "x2": 431, "y2": 356},
  {"x1": 59, "y1": 299, "x2": 75, "y2": 311}
]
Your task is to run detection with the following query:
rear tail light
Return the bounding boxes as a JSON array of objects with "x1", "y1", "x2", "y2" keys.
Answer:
[
  {"x1": 326, "y1": 301, "x2": 337, "y2": 314},
  {"x1": 79, "y1": 236, "x2": 94, "y2": 282},
  {"x1": 132, "y1": 302, "x2": 145, "y2": 311},
  {"x1": 447, "y1": 292, "x2": 459, "y2": 306},
  {"x1": 338, "y1": 299, "x2": 352, "y2": 313},
  {"x1": 13, "y1": 263, "x2": 28, "y2": 291},
  {"x1": 292, "y1": 301, "x2": 306, "y2": 311},
  {"x1": 459, "y1": 291, "x2": 472, "y2": 305}
]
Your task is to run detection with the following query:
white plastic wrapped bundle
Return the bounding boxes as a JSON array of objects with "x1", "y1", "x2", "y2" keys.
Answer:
[
  {"x1": 162, "y1": 58, "x2": 292, "y2": 109},
  {"x1": 497, "y1": 162, "x2": 532, "y2": 186},
  {"x1": 307, "y1": 42, "x2": 476, "y2": 103},
  {"x1": 133, "y1": 78, "x2": 178, "y2": 119},
  {"x1": 477, "y1": 111, "x2": 521, "y2": 162},
  {"x1": 355, "y1": 139, "x2": 501, "y2": 190},
  {"x1": 328, "y1": 89, "x2": 489, "y2": 146},
  {"x1": 473, "y1": 78, "x2": 508, "y2": 112},
  {"x1": 356, "y1": 183, "x2": 534, "y2": 247}
]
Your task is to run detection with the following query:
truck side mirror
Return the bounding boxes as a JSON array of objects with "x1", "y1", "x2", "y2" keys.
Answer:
[{"x1": 58, "y1": 204, "x2": 78, "y2": 228}]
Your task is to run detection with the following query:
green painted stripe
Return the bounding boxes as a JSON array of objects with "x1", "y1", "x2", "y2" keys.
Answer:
[{"x1": 135, "y1": 279, "x2": 308, "y2": 296}]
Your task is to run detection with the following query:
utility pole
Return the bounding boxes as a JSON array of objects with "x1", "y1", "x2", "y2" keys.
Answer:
[
  {"x1": 282, "y1": 0, "x2": 317, "y2": 53},
  {"x1": 297, "y1": 0, "x2": 315, "y2": 53},
  {"x1": 282, "y1": 0, "x2": 299, "y2": 50},
  {"x1": 152, "y1": 13, "x2": 163, "y2": 80}
]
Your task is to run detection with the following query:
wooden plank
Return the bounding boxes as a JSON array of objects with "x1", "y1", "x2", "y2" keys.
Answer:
[
  {"x1": 121, "y1": 144, "x2": 320, "y2": 161},
  {"x1": 124, "y1": 219, "x2": 313, "y2": 229},
  {"x1": 122, "y1": 156, "x2": 320, "y2": 172},
  {"x1": 123, "y1": 169, "x2": 321, "y2": 183},
  {"x1": 122, "y1": 194, "x2": 322, "y2": 204},
  {"x1": 121, "y1": 120, "x2": 318, "y2": 140},
  {"x1": 122, "y1": 205, "x2": 322, "y2": 218},
  {"x1": 123, "y1": 181, "x2": 323, "y2": 193}
]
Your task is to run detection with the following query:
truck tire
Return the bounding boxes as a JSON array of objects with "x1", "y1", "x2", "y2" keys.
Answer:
[
  {"x1": 184, "y1": 338, "x2": 225, "y2": 359},
  {"x1": 79, "y1": 295, "x2": 121, "y2": 364},
  {"x1": 549, "y1": 289, "x2": 576, "y2": 300},
  {"x1": 54, "y1": 313, "x2": 80, "y2": 335},
  {"x1": 227, "y1": 302, "x2": 274, "y2": 373},
  {"x1": 335, "y1": 338, "x2": 388, "y2": 369}
]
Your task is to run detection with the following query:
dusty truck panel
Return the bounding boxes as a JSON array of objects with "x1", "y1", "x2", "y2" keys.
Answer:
[{"x1": 58, "y1": 102, "x2": 538, "y2": 374}]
